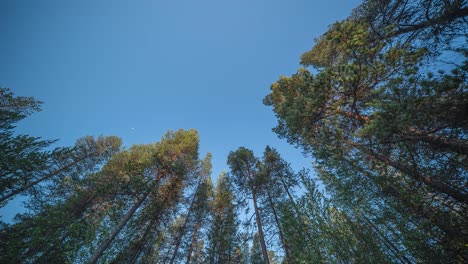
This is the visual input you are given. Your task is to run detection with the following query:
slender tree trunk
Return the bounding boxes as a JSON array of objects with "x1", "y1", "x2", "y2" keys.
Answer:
[
  {"x1": 265, "y1": 185, "x2": 291, "y2": 263},
  {"x1": 185, "y1": 222, "x2": 200, "y2": 264},
  {"x1": 228, "y1": 236, "x2": 232, "y2": 264},
  {"x1": 390, "y1": 6, "x2": 468, "y2": 36},
  {"x1": 168, "y1": 218, "x2": 188, "y2": 264},
  {"x1": 129, "y1": 218, "x2": 158, "y2": 264},
  {"x1": 350, "y1": 141, "x2": 468, "y2": 204},
  {"x1": 17, "y1": 190, "x2": 97, "y2": 262},
  {"x1": 110, "y1": 215, "x2": 159, "y2": 264},
  {"x1": 359, "y1": 214, "x2": 412, "y2": 264},
  {"x1": 405, "y1": 128, "x2": 468, "y2": 156},
  {"x1": 88, "y1": 191, "x2": 149, "y2": 264},
  {"x1": 346, "y1": 157, "x2": 459, "y2": 236},
  {"x1": 280, "y1": 177, "x2": 323, "y2": 261},
  {"x1": 70, "y1": 190, "x2": 97, "y2": 217},
  {"x1": 169, "y1": 178, "x2": 203, "y2": 264},
  {"x1": 370, "y1": 148, "x2": 467, "y2": 204},
  {"x1": 325, "y1": 231, "x2": 348, "y2": 264},
  {"x1": 162, "y1": 237, "x2": 176, "y2": 264},
  {"x1": 342, "y1": 156, "x2": 466, "y2": 261},
  {"x1": 110, "y1": 177, "x2": 184, "y2": 264},
  {"x1": 251, "y1": 189, "x2": 270, "y2": 264},
  {"x1": 332, "y1": 214, "x2": 361, "y2": 261},
  {"x1": 338, "y1": 110, "x2": 468, "y2": 155},
  {"x1": 1, "y1": 153, "x2": 93, "y2": 203}
]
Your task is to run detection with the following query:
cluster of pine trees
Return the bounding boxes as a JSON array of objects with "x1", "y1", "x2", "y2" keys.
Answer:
[{"x1": 1, "y1": 0, "x2": 466, "y2": 263}]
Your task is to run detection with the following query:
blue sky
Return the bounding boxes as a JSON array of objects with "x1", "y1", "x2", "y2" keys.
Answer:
[{"x1": 1, "y1": 0, "x2": 360, "y2": 198}]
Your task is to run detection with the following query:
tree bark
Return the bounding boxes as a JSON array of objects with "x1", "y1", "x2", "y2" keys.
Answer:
[
  {"x1": 265, "y1": 185, "x2": 291, "y2": 263},
  {"x1": 168, "y1": 212, "x2": 191, "y2": 264},
  {"x1": 161, "y1": 239, "x2": 176, "y2": 264},
  {"x1": 110, "y1": 214, "x2": 159, "y2": 264},
  {"x1": 185, "y1": 222, "x2": 200, "y2": 264},
  {"x1": 88, "y1": 191, "x2": 149, "y2": 264},
  {"x1": 1, "y1": 153, "x2": 93, "y2": 203},
  {"x1": 359, "y1": 214, "x2": 412, "y2": 264},
  {"x1": 280, "y1": 176, "x2": 323, "y2": 261},
  {"x1": 365, "y1": 147, "x2": 467, "y2": 204},
  {"x1": 405, "y1": 128, "x2": 468, "y2": 156},
  {"x1": 343, "y1": 157, "x2": 459, "y2": 236},
  {"x1": 335, "y1": 110, "x2": 468, "y2": 156},
  {"x1": 390, "y1": 7, "x2": 468, "y2": 37},
  {"x1": 251, "y1": 189, "x2": 270, "y2": 264},
  {"x1": 169, "y1": 177, "x2": 204, "y2": 264}
]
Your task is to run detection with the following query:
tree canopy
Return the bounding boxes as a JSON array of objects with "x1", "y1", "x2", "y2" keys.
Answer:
[{"x1": 1, "y1": 0, "x2": 467, "y2": 263}]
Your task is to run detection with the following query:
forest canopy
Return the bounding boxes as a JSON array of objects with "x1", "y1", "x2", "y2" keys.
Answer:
[{"x1": 1, "y1": 0, "x2": 467, "y2": 263}]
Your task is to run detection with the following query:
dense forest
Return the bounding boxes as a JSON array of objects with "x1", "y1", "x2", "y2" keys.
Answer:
[{"x1": 1, "y1": 0, "x2": 467, "y2": 263}]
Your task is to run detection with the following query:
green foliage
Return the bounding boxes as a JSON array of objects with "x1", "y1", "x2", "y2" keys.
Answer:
[
  {"x1": 250, "y1": 233, "x2": 264, "y2": 264},
  {"x1": 0, "y1": 126, "x2": 201, "y2": 264},
  {"x1": 206, "y1": 172, "x2": 240, "y2": 264},
  {"x1": 0, "y1": 88, "x2": 55, "y2": 205},
  {"x1": 265, "y1": 0, "x2": 468, "y2": 262},
  {"x1": 2, "y1": 1, "x2": 467, "y2": 263}
]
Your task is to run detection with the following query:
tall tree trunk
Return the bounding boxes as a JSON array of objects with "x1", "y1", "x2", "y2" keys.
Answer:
[
  {"x1": 1, "y1": 153, "x2": 93, "y2": 203},
  {"x1": 342, "y1": 157, "x2": 458, "y2": 235},
  {"x1": 168, "y1": 217, "x2": 189, "y2": 264},
  {"x1": 110, "y1": 215, "x2": 159, "y2": 264},
  {"x1": 110, "y1": 177, "x2": 185, "y2": 264},
  {"x1": 405, "y1": 128, "x2": 468, "y2": 156},
  {"x1": 280, "y1": 176, "x2": 323, "y2": 261},
  {"x1": 251, "y1": 189, "x2": 270, "y2": 264},
  {"x1": 349, "y1": 141, "x2": 468, "y2": 204},
  {"x1": 343, "y1": 156, "x2": 465, "y2": 261},
  {"x1": 265, "y1": 185, "x2": 291, "y2": 263},
  {"x1": 369, "y1": 148, "x2": 467, "y2": 204},
  {"x1": 185, "y1": 222, "x2": 200, "y2": 264},
  {"x1": 338, "y1": 110, "x2": 468, "y2": 156},
  {"x1": 359, "y1": 214, "x2": 412, "y2": 264},
  {"x1": 17, "y1": 190, "x2": 97, "y2": 262},
  {"x1": 88, "y1": 191, "x2": 149, "y2": 264},
  {"x1": 169, "y1": 178, "x2": 203, "y2": 264},
  {"x1": 390, "y1": 6, "x2": 468, "y2": 36},
  {"x1": 162, "y1": 236, "x2": 176, "y2": 264}
]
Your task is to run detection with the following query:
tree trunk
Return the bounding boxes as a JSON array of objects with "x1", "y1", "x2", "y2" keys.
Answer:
[
  {"x1": 368, "y1": 148, "x2": 467, "y2": 204},
  {"x1": 390, "y1": 6, "x2": 468, "y2": 36},
  {"x1": 17, "y1": 190, "x2": 97, "y2": 262},
  {"x1": 168, "y1": 217, "x2": 189, "y2": 264},
  {"x1": 342, "y1": 153, "x2": 467, "y2": 260},
  {"x1": 109, "y1": 178, "x2": 184, "y2": 264},
  {"x1": 169, "y1": 178, "x2": 203, "y2": 264},
  {"x1": 185, "y1": 222, "x2": 200, "y2": 264},
  {"x1": 344, "y1": 156, "x2": 460, "y2": 236},
  {"x1": 162, "y1": 234, "x2": 179, "y2": 264},
  {"x1": 265, "y1": 185, "x2": 291, "y2": 263},
  {"x1": 405, "y1": 128, "x2": 468, "y2": 156},
  {"x1": 1, "y1": 153, "x2": 93, "y2": 203},
  {"x1": 88, "y1": 191, "x2": 149, "y2": 264},
  {"x1": 280, "y1": 176, "x2": 323, "y2": 261},
  {"x1": 359, "y1": 214, "x2": 412, "y2": 264},
  {"x1": 337, "y1": 110, "x2": 468, "y2": 155},
  {"x1": 349, "y1": 141, "x2": 468, "y2": 204},
  {"x1": 251, "y1": 189, "x2": 270, "y2": 264},
  {"x1": 110, "y1": 215, "x2": 159, "y2": 264}
]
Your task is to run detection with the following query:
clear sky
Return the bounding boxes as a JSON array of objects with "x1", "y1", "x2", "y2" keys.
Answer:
[{"x1": 1, "y1": 0, "x2": 360, "y2": 195}]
